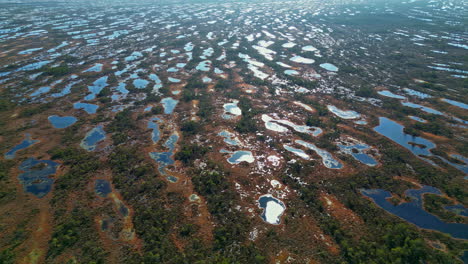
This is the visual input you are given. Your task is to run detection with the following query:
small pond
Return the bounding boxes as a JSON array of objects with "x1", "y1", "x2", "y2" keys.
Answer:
[
  {"x1": 161, "y1": 97, "x2": 179, "y2": 114},
  {"x1": 48, "y1": 115, "x2": 77, "y2": 129},
  {"x1": 319, "y1": 63, "x2": 338, "y2": 72},
  {"x1": 258, "y1": 194, "x2": 286, "y2": 225},
  {"x1": 4, "y1": 134, "x2": 39, "y2": 160},
  {"x1": 74, "y1": 102, "x2": 99, "y2": 114},
  {"x1": 296, "y1": 140, "x2": 343, "y2": 169},
  {"x1": 327, "y1": 105, "x2": 361, "y2": 119},
  {"x1": 95, "y1": 179, "x2": 112, "y2": 198},
  {"x1": 227, "y1": 151, "x2": 254, "y2": 164},
  {"x1": 148, "y1": 117, "x2": 161, "y2": 144},
  {"x1": 85, "y1": 76, "x2": 108, "y2": 101},
  {"x1": 377, "y1": 90, "x2": 406, "y2": 100},
  {"x1": 80, "y1": 125, "x2": 106, "y2": 151},
  {"x1": 338, "y1": 143, "x2": 378, "y2": 166},
  {"x1": 18, "y1": 157, "x2": 59, "y2": 198}
]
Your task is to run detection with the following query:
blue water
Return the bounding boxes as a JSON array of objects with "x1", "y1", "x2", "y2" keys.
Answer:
[
  {"x1": 167, "y1": 67, "x2": 179, "y2": 73},
  {"x1": 375, "y1": 118, "x2": 468, "y2": 173},
  {"x1": 112, "y1": 82, "x2": 129, "y2": 101},
  {"x1": 284, "y1": 70, "x2": 299, "y2": 76},
  {"x1": 184, "y1": 42, "x2": 194, "y2": 52},
  {"x1": 117, "y1": 201, "x2": 129, "y2": 217},
  {"x1": 106, "y1": 30, "x2": 128, "y2": 40},
  {"x1": 408, "y1": 116, "x2": 427, "y2": 123},
  {"x1": 378, "y1": 90, "x2": 406, "y2": 100},
  {"x1": 83, "y1": 63, "x2": 103, "y2": 73},
  {"x1": 51, "y1": 81, "x2": 77, "y2": 98},
  {"x1": 168, "y1": 77, "x2": 181, "y2": 83},
  {"x1": 95, "y1": 179, "x2": 112, "y2": 197},
  {"x1": 30, "y1": 86, "x2": 51, "y2": 97},
  {"x1": 202, "y1": 77, "x2": 212, "y2": 83},
  {"x1": 85, "y1": 76, "x2": 108, "y2": 100},
  {"x1": 258, "y1": 195, "x2": 286, "y2": 225},
  {"x1": 0, "y1": 71, "x2": 11, "y2": 77},
  {"x1": 74, "y1": 102, "x2": 99, "y2": 114},
  {"x1": 150, "y1": 152, "x2": 175, "y2": 172},
  {"x1": 133, "y1": 78, "x2": 149, "y2": 89},
  {"x1": 116, "y1": 82, "x2": 129, "y2": 94},
  {"x1": 147, "y1": 117, "x2": 161, "y2": 143},
  {"x1": 374, "y1": 117, "x2": 435, "y2": 157},
  {"x1": 167, "y1": 176, "x2": 178, "y2": 183},
  {"x1": 403, "y1": 88, "x2": 432, "y2": 99},
  {"x1": 161, "y1": 97, "x2": 178, "y2": 114},
  {"x1": 462, "y1": 251, "x2": 468, "y2": 264},
  {"x1": 149, "y1": 74, "x2": 162, "y2": 84},
  {"x1": 338, "y1": 143, "x2": 378, "y2": 166},
  {"x1": 149, "y1": 133, "x2": 179, "y2": 181},
  {"x1": 17, "y1": 60, "x2": 51, "y2": 71},
  {"x1": 361, "y1": 186, "x2": 468, "y2": 239},
  {"x1": 18, "y1": 158, "x2": 59, "y2": 198},
  {"x1": 218, "y1": 130, "x2": 240, "y2": 146},
  {"x1": 227, "y1": 151, "x2": 253, "y2": 164},
  {"x1": 164, "y1": 133, "x2": 179, "y2": 152},
  {"x1": 4, "y1": 134, "x2": 39, "y2": 159},
  {"x1": 47, "y1": 41, "x2": 68, "y2": 53},
  {"x1": 402, "y1": 102, "x2": 443, "y2": 115},
  {"x1": 125, "y1": 51, "x2": 143, "y2": 62},
  {"x1": 442, "y1": 98, "x2": 468, "y2": 110},
  {"x1": 18, "y1": 48, "x2": 43, "y2": 55},
  {"x1": 81, "y1": 126, "x2": 106, "y2": 151},
  {"x1": 319, "y1": 63, "x2": 339, "y2": 72},
  {"x1": 48, "y1": 115, "x2": 77, "y2": 129},
  {"x1": 444, "y1": 204, "x2": 468, "y2": 217},
  {"x1": 436, "y1": 155, "x2": 468, "y2": 174}
]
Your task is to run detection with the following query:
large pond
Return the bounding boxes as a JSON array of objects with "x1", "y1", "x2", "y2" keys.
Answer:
[
  {"x1": 374, "y1": 117, "x2": 435, "y2": 157},
  {"x1": 258, "y1": 194, "x2": 286, "y2": 225},
  {"x1": 4, "y1": 133, "x2": 39, "y2": 159},
  {"x1": 361, "y1": 186, "x2": 468, "y2": 239},
  {"x1": 48, "y1": 115, "x2": 77, "y2": 129},
  {"x1": 18, "y1": 157, "x2": 59, "y2": 198},
  {"x1": 374, "y1": 117, "x2": 468, "y2": 173}
]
